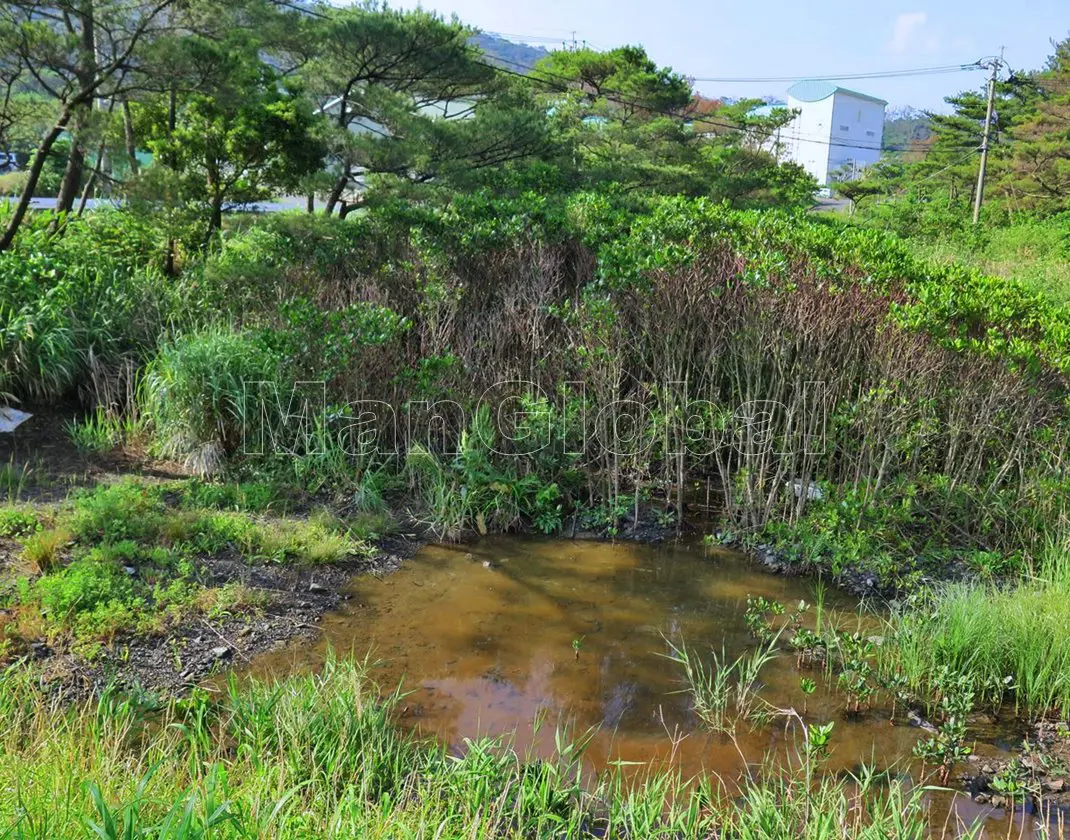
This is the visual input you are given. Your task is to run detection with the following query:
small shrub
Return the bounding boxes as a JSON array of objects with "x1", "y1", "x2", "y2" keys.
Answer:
[
  {"x1": 36, "y1": 551, "x2": 136, "y2": 621},
  {"x1": 72, "y1": 600, "x2": 141, "y2": 641},
  {"x1": 0, "y1": 506, "x2": 39, "y2": 538},
  {"x1": 67, "y1": 480, "x2": 166, "y2": 544}
]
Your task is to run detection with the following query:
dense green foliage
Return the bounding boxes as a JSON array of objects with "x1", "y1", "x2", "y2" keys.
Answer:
[
  {"x1": 3, "y1": 2, "x2": 1069, "y2": 830},
  {"x1": 2, "y1": 192, "x2": 1066, "y2": 589},
  {"x1": 0, "y1": 0, "x2": 816, "y2": 248},
  {"x1": 0, "y1": 655, "x2": 970, "y2": 838},
  {"x1": 0, "y1": 210, "x2": 177, "y2": 400}
]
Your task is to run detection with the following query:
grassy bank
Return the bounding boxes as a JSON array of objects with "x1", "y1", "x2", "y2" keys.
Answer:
[
  {"x1": 0, "y1": 477, "x2": 371, "y2": 666},
  {"x1": 904, "y1": 218, "x2": 1070, "y2": 308},
  {"x1": 883, "y1": 543, "x2": 1070, "y2": 718},
  {"x1": 0, "y1": 655, "x2": 971, "y2": 839}
]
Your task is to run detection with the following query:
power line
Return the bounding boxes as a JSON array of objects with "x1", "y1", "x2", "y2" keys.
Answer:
[
  {"x1": 484, "y1": 31, "x2": 578, "y2": 44},
  {"x1": 691, "y1": 63, "x2": 982, "y2": 84},
  {"x1": 488, "y1": 54, "x2": 975, "y2": 155},
  {"x1": 282, "y1": 3, "x2": 982, "y2": 156},
  {"x1": 482, "y1": 30, "x2": 606, "y2": 50}
]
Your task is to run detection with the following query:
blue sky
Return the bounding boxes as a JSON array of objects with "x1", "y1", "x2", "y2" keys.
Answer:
[{"x1": 392, "y1": 0, "x2": 1068, "y2": 111}]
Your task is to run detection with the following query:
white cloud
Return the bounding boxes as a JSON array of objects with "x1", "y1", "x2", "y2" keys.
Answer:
[{"x1": 889, "y1": 12, "x2": 928, "y2": 53}]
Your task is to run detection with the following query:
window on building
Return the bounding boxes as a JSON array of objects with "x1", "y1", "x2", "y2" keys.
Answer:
[
  {"x1": 839, "y1": 125, "x2": 849, "y2": 132},
  {"x1": 865, "y1": 130, "x2": 875, "y2": 137}
]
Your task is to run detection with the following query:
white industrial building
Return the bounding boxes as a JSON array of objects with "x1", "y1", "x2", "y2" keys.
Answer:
[{"x1": 774, "y1": 81, "x2": 887, "y2": 185}]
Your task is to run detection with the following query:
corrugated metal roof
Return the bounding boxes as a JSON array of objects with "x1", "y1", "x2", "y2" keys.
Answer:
[{"x1": 786, "y1": 80, "x2": 887, "y2": 105}]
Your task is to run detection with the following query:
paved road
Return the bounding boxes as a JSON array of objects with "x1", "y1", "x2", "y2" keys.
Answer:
[
  {"x1": 11, "y1": 194, "x2": 852, "y2": 215},
  {"x1": 811, "y1": 197, "x2": 852, "y2": 214},
  {"x1": 10, "y1": 196, "x2": 309, "y2": 213}
]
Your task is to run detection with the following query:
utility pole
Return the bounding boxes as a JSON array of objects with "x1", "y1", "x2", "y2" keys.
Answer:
[{"x1": 972, "y1": 51, "x2": 1003, "y2": 225}]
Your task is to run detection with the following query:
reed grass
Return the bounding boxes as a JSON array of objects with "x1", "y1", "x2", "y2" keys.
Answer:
[
  {"x1": 0, "y1": 654, "x2": 977, "y2": 839},
  {"x1": 884, "y1": 543, "x2": 1070, "y2": 717}
]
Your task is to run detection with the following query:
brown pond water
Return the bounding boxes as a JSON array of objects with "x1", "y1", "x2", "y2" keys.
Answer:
[{"x1": 243, "y1": 536, "x2": 1045, "y2": 838}]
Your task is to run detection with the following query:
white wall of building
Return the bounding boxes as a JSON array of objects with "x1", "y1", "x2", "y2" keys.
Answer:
[
  {"x1": 773, "y1": 82, "x2": 886, "y2": 185},
  {"x1": 826, "y1": 93, "x2": 884, "y2": 180},
  {"x1": 781, "y1": 95, "x2": 834, "y2": 184}
]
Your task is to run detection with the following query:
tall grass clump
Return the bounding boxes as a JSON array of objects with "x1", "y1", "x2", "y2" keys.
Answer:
[
  {"x1": 0, "y1": 654, "x2": 980, "y2": 838},
  {"x1": 0, "y1": 653, "x2": 979, "y2": 839},
  {"x1": 664, "y1": 636, "x2": 780, "y2": 735},
  {"x1": 140, "y1": 327, "x2": 280, "y2": 474},
  {"x1": 0, "y1": 211, "x2": 175, "y2": 401},
  {"x1": 64, "y1": 407, "x2": 138, "y2": 453},
  {"x1": 885, "y1": 544, "x2": 1070, "y2": 717}
]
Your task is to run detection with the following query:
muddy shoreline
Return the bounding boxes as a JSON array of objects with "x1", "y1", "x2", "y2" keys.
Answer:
[
  {"x1": 18, "y1": 538, "x2": 415, "y2": 697},
  {"x1": 8, "y1": 495, "x2": 1070, "y2": 815},
  {"x1": 1, "y1": 493, "x2": 922, "y2": 698},
  {"x1": 10, "y1": 504, "x2": 685, "y2": 698},
  {"x1": 74, "y1": 516, "x2": 686, "y2": 696},
  {"x1": 6, "y1": 412, "x2": 1068, "y2": 817}
]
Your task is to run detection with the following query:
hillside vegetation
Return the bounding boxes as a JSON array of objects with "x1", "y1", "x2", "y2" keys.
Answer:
[
  {"x1": 3, "y1": 2, "x2": 1070, "y2": 832},
  {"x1": 843, "y1": 38, "x2": 1070, "y2": 305},
  {"x1": 3, "y1": 194, "x2": 1067, "y2": 590}
]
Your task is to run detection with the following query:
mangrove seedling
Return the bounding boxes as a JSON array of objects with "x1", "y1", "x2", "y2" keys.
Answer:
[
  {"x1": 913, "y1": 675, "x2": 975, "y2": 783},
  {"x1": 913, "y1": 718, "x2": 972, "y2": 784},
  {"x1": 835, "y1": 632, "x2": 876, "y2": 715},
  {"x1": 806, "y1": 721, "x2": 835, "y2": 761},
  {"x1": 744, "y1": 596, "x2": 785, "y2": 643},
  {"x1": 572, "y1": 637, "x2": 584, "y2": 660},
  {"x1": 790, "y1": 627, "x2": 826, "y2": 669},
  {"x1": 989, "y1": 759, "x2": 1033, "y2": 802},
  {"x1": 981, "y1": 673, "x2": 1016, "y2": 720},
  {"x1": 882, "y1": 671, "x2": 911, "y2": 723},
  {"x1": 800, "y1": 677, "x2": 817, "y2": 714},
  {"x1": 838, "y1": 667, "x2": 874, "y2": 715}
]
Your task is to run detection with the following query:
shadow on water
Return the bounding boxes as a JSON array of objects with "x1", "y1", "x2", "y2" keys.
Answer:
[{"x1": 241, "y1": 535, "x2": 1049, "y2": 839}]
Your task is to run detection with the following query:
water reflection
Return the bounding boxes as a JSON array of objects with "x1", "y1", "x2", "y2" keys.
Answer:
[{"x1": 243, "y1": 536, "x2": 1045, "y2": 838}]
